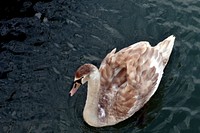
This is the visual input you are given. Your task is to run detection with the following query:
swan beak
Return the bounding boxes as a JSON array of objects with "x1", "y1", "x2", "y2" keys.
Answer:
[{"x1": 69, "y1": 82, "x2": 81, "y2": 96}]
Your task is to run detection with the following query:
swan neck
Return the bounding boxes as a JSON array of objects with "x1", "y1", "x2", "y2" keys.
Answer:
[{"x1": 83, "y1": 66, "x2": 101, "y2": 127}]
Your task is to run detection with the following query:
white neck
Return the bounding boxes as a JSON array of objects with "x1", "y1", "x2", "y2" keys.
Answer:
[{"x1": 83, "y1": 67, "x2": 102, "y2": 127}]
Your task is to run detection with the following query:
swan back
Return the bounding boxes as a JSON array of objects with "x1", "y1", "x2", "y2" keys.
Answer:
[{"x1": 97, "y1": 35, "x2": 175, "y2": 125}]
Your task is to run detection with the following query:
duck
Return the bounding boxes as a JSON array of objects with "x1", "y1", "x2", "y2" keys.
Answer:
[{"x1": 69, "y1": 35, "x2": 175, "y2": 127}]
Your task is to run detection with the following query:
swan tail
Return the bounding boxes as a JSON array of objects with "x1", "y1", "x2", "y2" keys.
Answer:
[{"x1": 155, "y1": 35, "x2": 175, "y2": 65}]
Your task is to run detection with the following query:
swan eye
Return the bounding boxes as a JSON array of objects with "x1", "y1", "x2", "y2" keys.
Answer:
[{"x1": 74, "y1": 77, "x2": 83, "y2": 85}]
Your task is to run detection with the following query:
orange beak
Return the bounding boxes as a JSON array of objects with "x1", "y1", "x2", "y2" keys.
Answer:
[{"x1": 69, "y1": 82, "x2": 82, "y2": 96}]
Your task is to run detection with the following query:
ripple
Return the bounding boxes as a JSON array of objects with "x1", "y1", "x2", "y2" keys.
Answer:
[
  {"x1": 103, "y1": 24, "x2": 124, "y2": 39},
  {"x1": 162, "y1": 107, "x2": 199, "y2": 116}
]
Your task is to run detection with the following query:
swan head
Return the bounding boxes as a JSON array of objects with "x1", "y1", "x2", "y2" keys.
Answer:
[{"x1": 69, "y1": 64, "x2": 96, "y2": 96}]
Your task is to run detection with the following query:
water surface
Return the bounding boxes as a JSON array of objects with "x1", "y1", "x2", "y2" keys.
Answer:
[{"x1": 0, "y1": 0, "x2": 200, "y2": 132}]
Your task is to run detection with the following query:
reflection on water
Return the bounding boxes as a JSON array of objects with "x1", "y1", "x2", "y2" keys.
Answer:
[{"x1": 0, "y1": 0, "x2": 200, "y2": 132}]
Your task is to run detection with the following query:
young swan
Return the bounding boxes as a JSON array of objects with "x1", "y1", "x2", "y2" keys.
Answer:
[{"x1": 70, "y1": 35, "x2": 175, "y2": 127}]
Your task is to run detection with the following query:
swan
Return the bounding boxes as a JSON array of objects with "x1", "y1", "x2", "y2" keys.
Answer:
[{"x1": 69, "y1": 35, "x2": 175, "y2": 127}]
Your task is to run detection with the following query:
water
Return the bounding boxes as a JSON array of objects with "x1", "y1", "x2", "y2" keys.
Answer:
[{"x1": 0, "y1": 0, "x2": 200, "y2": 132}]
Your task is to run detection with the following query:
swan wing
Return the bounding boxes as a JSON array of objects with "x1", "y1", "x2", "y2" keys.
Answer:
[{"x1": 98, "y1": 40, "x2": 169, "y2": 124}]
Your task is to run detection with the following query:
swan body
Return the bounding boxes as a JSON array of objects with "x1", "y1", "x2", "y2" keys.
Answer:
[{"x1": 69, "y1": 35, "x2": 175, "y2": 127}]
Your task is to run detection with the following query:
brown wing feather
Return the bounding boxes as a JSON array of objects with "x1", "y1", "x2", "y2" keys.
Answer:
[{"x1": 98, "y1": 42, "x2": 161, "y2": 122}]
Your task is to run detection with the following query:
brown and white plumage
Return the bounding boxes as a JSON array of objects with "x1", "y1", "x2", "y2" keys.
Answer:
[{"x1": 69, "y1": 35, "x2": 175, "y2": 127}]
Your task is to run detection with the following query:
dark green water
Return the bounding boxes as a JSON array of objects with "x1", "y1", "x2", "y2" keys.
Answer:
[{"x1": 0, "y1": 0, "x2": 200, "y2": 132}]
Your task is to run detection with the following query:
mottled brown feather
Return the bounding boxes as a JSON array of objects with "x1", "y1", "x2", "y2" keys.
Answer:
[
  {"x1": 75, "y1": 64, "x2": 94, "y2": 78},
  {"x1": 98, "y1": 42, "x2": 161, "y2": 122}
]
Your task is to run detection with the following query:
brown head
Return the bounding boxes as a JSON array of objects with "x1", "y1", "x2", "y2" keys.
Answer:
[{"x1": 69, "y1": 64, "x2": 96, "y2": 96}]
